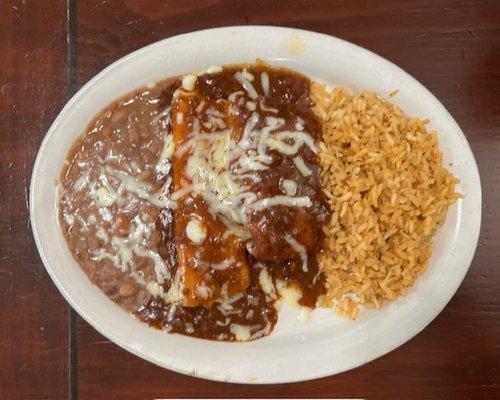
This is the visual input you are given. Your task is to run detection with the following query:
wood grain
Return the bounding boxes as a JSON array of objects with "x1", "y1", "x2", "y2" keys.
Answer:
[
  {"x1": 74, "y1": 1, "x2": 500, "y2": 399},
  {"x1": 1, "y1": 0, "x2": 498, "y2": 398},
  {"x1": 0, "y1": 1, "x2": 70, "y2": 399}
]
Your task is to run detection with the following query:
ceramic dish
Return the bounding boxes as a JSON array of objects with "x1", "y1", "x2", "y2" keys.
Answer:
[{"x1": 30, "y1": 26, "x2": 481, "y2": 383}]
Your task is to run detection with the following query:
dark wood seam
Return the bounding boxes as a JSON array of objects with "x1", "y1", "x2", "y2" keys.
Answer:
[{"x1": 66, "y1": 0, "x2": 78, "y2": 399}]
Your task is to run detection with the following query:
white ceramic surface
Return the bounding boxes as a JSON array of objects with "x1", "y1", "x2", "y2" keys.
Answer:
[{"x1": 30, "y1": 26, "x2": 481, "y2": 384}]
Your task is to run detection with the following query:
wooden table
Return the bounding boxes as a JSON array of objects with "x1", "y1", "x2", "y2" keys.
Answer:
[{"x1": 1, "y1": 1, "x2": 498, "y2": 398}]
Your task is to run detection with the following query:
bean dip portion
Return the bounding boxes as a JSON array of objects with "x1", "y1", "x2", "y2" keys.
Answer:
[{"x1": 60, "y1": 79, "x2": 178, "y2": 310}]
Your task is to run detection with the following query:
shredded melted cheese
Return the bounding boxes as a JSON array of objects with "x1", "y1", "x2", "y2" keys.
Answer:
[
  {"x1": 84, "y1": 68, "x2": 320, "y2": 319},
  {"x1": 293, "y1": 156, "x2": 312, "y2": 177},
  {"x1": 92, "y1": 216, "x2": 170, "y2": 285},
  {"x1": 258, "y1": 267, "x2": 276, "y2": 298},
  {"x1": 280, "y1": 179, "x2": 298, "y2": 196},
  {"x1": 284, "y1": 235, "x2": 308, "y2": 272},
  {"x1": 261, "y1": 71, "x2": 270, "y2": 97},
  {"x1": 105, "y1": 167, "x2": 172, "y2": 208},
  {"x1": 186, "y1": 219, "x2": 207, "y2": 244},
  {"x1": 181, "y1": 74, "x2": 197, "y2": 91},
  {"x1": 247, "y1": 195, "x2": 312, "y2": 211},
  {"x1": 170, "y1": 70, "x2": 318, "y2": 251},
  {"x1": 234, "y1": 71, "x2": 258, "y2": 99}
]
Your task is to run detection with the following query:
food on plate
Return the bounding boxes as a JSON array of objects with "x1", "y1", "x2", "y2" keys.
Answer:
[
  {"x1": 312, "y1": 84, "x2": 460, "y2": 318},
  {"x1": 58, "y1": 61, "x2": 458, "y2": 341}
]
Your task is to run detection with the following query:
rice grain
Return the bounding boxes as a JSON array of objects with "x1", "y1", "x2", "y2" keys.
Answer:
[{"x1": 312, "y1": 83, "x2": 460, "y2": 318}]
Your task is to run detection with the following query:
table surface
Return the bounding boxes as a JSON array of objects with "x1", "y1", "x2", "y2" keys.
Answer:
[{"x1": 1, "y1": 0, "x2": 499, "y2": 399}]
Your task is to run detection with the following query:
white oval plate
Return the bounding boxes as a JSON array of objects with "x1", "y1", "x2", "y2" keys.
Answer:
[{"x1": 30, "y1": 26, "x2": 481, "y2": 384}]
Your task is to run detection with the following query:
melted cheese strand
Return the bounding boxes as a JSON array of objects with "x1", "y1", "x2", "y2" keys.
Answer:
[
  {"x1": 247, "y1": 195, "x2": 312, "y2": 211},
  {"x1": 92, "y1": 217, "x2": 170, "y2": 284},
  {"x1": 105, "y1": 167, "x2": 172, "y2": 208},
  {"x1": 234, "y1": 71, "x2": 258, "y2": 99},
  {"x1": 293, "y1": 156, "x2": 312, "y2": 177},
  {"x1": 156, "y1": 133, "x2": 174, "y2": 175},
  {"x1": 261, "y1": 71, "x2": 270, "y2": 97},
  {"x1": 284, "y1": 235, "x2": 308, "y2": 272}
]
